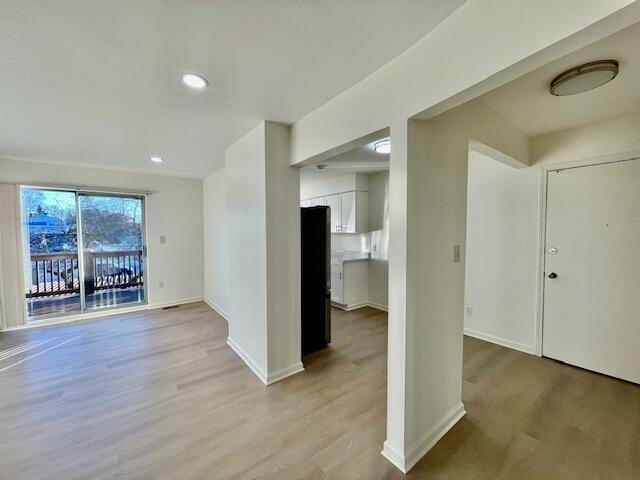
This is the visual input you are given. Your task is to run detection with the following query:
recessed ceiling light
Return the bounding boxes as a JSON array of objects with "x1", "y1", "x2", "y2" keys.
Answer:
[
  {"x1": 182, "y1": 73, "x2": 208, "y2": 89},
  {"x1": 550, "y1": 60, "x2": 618, "y2": 96},
  {"x1": 150, "y1": 156, "x2": 163, "y2": 163},
  {"x1": 373, "y1": 139, "x2": 391, "y2": 154}
]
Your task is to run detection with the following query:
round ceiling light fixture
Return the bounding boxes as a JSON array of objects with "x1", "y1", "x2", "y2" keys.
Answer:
[
  {"x1": 150, "y1": 156, "x2": 163, "y2": 163},
  {"x1": 182, "y1": 73, "x2": 209, "y2": 89},
  {"x1": 373, "y1": 139, "x2": 391, "y2": 154},
  {"x1": 549, "y1": 60, "x2": 618, "y2": 96}
]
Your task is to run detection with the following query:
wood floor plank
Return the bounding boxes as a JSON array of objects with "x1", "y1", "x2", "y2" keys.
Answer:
[{"x1": 0, "y1": 303, "x2": 638, "y2": 479}]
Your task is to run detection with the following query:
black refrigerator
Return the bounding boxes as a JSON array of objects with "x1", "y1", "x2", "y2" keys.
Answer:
[{"x1": 301, "y1": 206, "x2": 331, "y2": 356}]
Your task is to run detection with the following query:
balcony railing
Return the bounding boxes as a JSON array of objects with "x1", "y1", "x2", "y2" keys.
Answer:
[{"x1": 28, "y1": 250, "x2": 144, "y2": 298}]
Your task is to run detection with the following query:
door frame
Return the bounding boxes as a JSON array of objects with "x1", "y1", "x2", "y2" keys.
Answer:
[
  {"x1": 534, "y1": 149, "x2": 640, "y2": 357},
  {"x1": 17, "y1": 184, "x2": 150, "y2": 325}
]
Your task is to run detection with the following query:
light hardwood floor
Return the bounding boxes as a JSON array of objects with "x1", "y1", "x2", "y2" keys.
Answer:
[{"x1": 0, "y1": 303, "x2": 638, "y2": 479}]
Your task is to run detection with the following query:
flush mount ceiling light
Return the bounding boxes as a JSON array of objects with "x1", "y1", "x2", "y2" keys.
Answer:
[
  {"x1": 181, "y1": 73, "x2": 209, "y2": 89},
  {"x1": 549, "y1": 60, "x2": 618, "y2": 96},
  {"x1": 150, "y1": 156, "x2": 163, "y2": 163},
  {"x1": 373, "y1": 139, "x2": 391, "y2": 154}
]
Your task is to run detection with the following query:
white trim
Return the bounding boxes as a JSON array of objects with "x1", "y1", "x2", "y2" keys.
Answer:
[
  {"x1": 3, "y1": 297, "x2": 203, "y2": 331},
  {"x1": 331, "y1": 300, "x2": 388, "y2": 312},
  {"x1": 149, "y1": 297, "x2": 202, "y2": 310},
  {"x1": 226, "y1": 336, "x2": 268, "y2": 385},
  {"x1": 382, "y1": 402, "x2": 466, "y2": 473},
  {"x1": 266, "y1": 362, "x2": 305, "y2": 385},
  {"x1": 367, "y1": 301, "x2": 388, "y2": 312},
  {"x1": 464, "y1": 328, "x2": 536, "y2": 355},
  {"x1": 7, "y1": 304, "x2": 149, "y2": 330},
  {"x1": 381, "y1": 441, "x2": 406, "y2": 473},
  {"x1": 203, "y1": 297, "x2": 230, "y2": 322}
]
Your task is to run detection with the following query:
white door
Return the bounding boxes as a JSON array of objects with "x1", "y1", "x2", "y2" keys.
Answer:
[
  {"x1": 325, "y1": 194, "x2": 341, "y2": 233},
  {"x1": 340, "y1": 191, "x2": 356, "y2": 233},
  {"x1": 543, "y1": 159, "x2": 640, "y2": 384}
]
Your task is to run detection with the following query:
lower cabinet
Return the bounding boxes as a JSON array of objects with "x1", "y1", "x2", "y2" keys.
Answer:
[{"x1": 330, "y1": 260, "x2": 368, "y2": 309}]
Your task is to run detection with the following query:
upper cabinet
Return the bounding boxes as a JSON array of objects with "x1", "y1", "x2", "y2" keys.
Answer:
[
  {"x1": 325, "y1": 194, "x2": 342, "y2": 232},
  {"x1": 339, "y1": 191, "x2": 368, "y2": 233},
  {"x1": 301, "y1": 190, "x2": 368, "y2": 233}
]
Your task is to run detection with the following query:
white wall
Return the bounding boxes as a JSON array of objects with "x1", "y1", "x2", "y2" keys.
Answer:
[
  {"x1": 300, "y1": 171, "x2": 368, "y2": 200},
  {"x1": 396, "y1": 100, "x2": 529, "y2": 470},
  {"x1": 203, "y1": 168, "x2": 228, "y2": 317},
  {"x1": 531, "y1": 110, "x2": 640, "y2": 166},
  {"x1": 215, "y1": 121, "x2": 302, "y2": 384},
  {"x1": 464, "y1": 152, "x2": 539, "y2": 354},
  {"x1": 0, "y1": 157, "x2": 204, "y2": 326},
  {"x1": 224, "y1": 123, "x2": 269, "y2": 375},
  {"x1": 264, "y1": 122, "x2": 302, "y2": 379}
]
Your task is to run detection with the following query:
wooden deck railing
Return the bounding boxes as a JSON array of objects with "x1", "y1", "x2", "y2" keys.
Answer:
[{"x1": 28, "y1": 250, "x2": 144, "y2": 298}]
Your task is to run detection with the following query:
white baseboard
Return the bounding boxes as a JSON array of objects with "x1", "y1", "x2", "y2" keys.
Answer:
[
  {"x1": 149, "y1": 297, "x2": 203, "y2": 310},
  {"x1": 382, "y1": 402, "x2": 466, "y2": 473},
  {"x1": 203, "y1": 297, "x2": 230, "y2": 322},
  {"x1": 464, "y1": 328, "x2": 536, "y2": 355},
  {"x1": 226, "y1": 336, "x2": 268, "y2": 384},
  {"x1": 332, "y1": 300, "x2": 388, "y2": 312},
  {"x1": 381, "y1": 441, "x2": 406, "y2": 473},
  {"x1": 367, "y1": 301, "x2": 388, "y2": 312},
  {"x1": 226, "y1": 336, "x2": 304, "y2": 386},
  {"x1": 266, "y1": 362, "x2": 305, "y2": 385}
]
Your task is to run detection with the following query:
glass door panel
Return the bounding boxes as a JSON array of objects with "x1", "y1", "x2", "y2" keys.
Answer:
[
  {"x1": 79, "y1": 194, "x2": 146, "y2": 310},
  {"x1": 20, "y1": 188, "x2": 81, "y2": 319}
]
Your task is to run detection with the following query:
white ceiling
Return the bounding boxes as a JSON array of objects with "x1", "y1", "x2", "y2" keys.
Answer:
[
  {"x1": 0, "y1": 1, "x2": 465, "y2": 179},
  {"x1": 302, "y1": 139, "x2": 389, "y2": 177},
  {"x1": 480, "y1": 22, "x2": 640, "y2": 138}
]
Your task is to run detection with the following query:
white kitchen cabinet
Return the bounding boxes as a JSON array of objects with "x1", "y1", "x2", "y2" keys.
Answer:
[
  {"x1": 331, "y1": 260, "x2": 368, "y2": 309},
  {"x1": 325, "y1": 194, "x2": 342, "y2": 232},
  {"x1": 330, "y1": 261, "x2": 344, "y2": 304},
  {"x1": 302, "y1": 190, "x2": 368, "y2": 233},
  {"x1": 340, "y1": 191, "x2": 368, "y2": 233}
]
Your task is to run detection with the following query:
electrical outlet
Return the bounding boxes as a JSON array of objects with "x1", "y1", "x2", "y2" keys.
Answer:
[
  {"x1": 465, "y1": 305, "x2": 473, "y2": 316},
  {"x1": 159, "y1": 281, "x2": 164, "y2": 288}
]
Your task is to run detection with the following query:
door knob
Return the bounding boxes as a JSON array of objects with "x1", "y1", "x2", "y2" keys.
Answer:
[{"x1": 547, "y1": 272, "x2": 558, "y2": 279}]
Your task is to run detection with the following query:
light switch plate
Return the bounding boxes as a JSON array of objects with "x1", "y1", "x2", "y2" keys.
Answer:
[{"x1": 160, "y1": 235, "x2": 166, "y2": 244}]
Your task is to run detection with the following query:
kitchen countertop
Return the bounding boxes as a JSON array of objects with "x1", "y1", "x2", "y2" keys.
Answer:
[{"x1": 331, "y1": 251, "x2": 370, "y2": 264}]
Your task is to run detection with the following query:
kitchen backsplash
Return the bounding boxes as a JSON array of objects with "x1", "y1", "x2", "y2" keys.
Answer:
[{"x1": 331, "y1": 232, "x2": 370, "y2": 253}]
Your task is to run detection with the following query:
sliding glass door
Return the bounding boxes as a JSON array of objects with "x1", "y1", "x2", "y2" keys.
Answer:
[
  {"x1": 20, "y1": 187, "x2": 147, "y2": 321},
  {"x1": 79, "y1": 194, "x2": 145, "y2": 311},
  {"x1": 21, "y1": 188, "x2": 81, "y2": 318}
]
